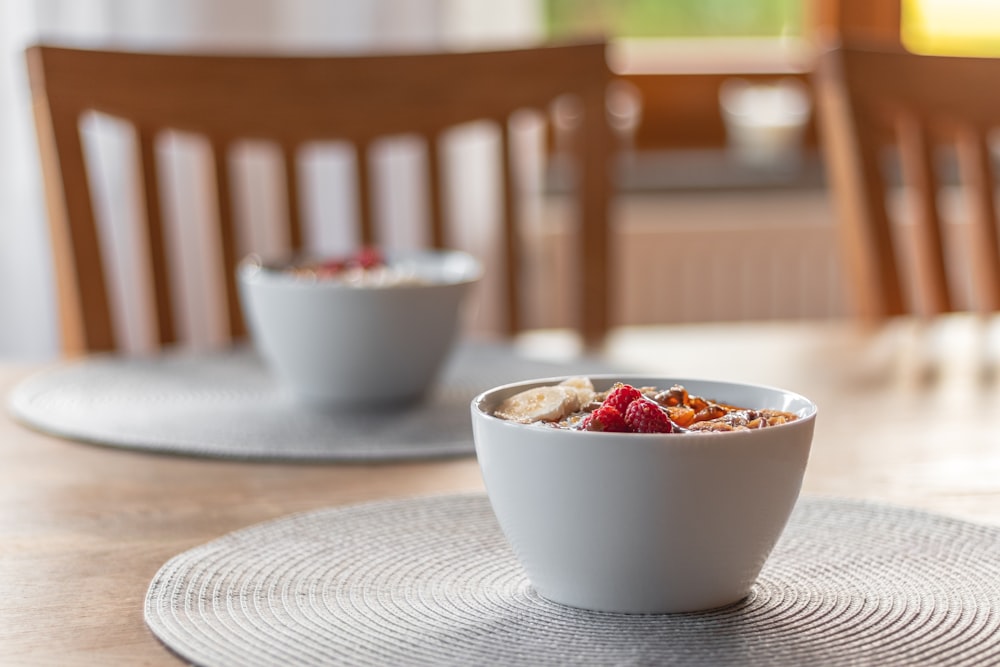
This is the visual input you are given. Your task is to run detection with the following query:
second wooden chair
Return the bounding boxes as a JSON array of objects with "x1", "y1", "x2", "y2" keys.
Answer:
[{"x1": 816, "y1": 42, "x2": 1000, "y2": 321}]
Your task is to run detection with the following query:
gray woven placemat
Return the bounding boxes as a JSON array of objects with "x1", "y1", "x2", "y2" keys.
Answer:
[
  {"x1": 145, "y1": 494, "x2": 1000, "y2": 667},
  {"x1": 7, "y1": 341, "x2": 619, "y2": 461}
]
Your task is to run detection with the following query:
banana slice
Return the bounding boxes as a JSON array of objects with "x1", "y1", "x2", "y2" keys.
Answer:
[
  {"x1": 494, "y1": 385, "x2": 581, "y2": 423},
  {"x1": 558, "y1": 376, "x2": 595, "y2": 405}
]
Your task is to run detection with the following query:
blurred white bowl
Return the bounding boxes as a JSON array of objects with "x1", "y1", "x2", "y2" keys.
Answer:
[
  {"x1": 471, "y1": 375, "x2": 817, "y2": 614},
  {"x1": 238, "y1": 249, "x2": 481, "y2": 408}
]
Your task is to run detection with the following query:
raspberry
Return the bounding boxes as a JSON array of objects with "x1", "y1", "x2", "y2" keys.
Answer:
[
  {"x1": 580, "y1": 405, "x2": 629, "y2": 432},
  {"x1": 602, "y1": 383, "x2": 643, "y2": 415},
  {"x1": 354, "y1": 247, "x2": 384, "y2": 269},
  {"x1": 624, "y1": 399, "x2": 674, "y2": 434}
]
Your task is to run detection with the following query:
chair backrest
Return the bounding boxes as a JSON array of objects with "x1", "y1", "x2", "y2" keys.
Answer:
[
  {"x1": 815, "y1": 43, "x2": 1000, "y2": 320},
  {"x1": 27, "y1": 42, "x2": 614, "y2": 355}
]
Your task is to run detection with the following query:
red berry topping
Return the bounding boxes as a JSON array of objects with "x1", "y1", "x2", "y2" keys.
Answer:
[
  {"x1": 354, "y1": 247, "x2": 384, "y2": 269},
  {"x1": 624, "y1": 399, "x2": 674, "y2": 434},
  {"x1": 315, "y1": 258, "x2": 345, "y2": 276},
  {"x1": 580, "y1": 406, "x2": 629, "y2": 432},
  {"x1": 602, "y1": 383, "x2": 644, "y2": 415}
]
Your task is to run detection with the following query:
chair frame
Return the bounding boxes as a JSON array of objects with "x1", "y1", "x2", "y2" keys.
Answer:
[
  {"x1": 816, "y1": 42, "x2": 1000, "y2": 320},
  {"x1": 27, "y1": 42, "x2": 614, "y2": 354}
]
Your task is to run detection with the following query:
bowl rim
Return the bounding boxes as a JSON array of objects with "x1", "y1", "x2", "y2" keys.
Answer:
[
  {"x1": 237, "y1": 248, "x2": 483, "y2": 290},
  {"x1": 471, "y1": 373, "x2": 818, "y2": 439}
]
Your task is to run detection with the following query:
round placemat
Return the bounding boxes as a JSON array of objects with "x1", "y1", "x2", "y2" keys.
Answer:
[
  {"x1": 7, "y1": 341, "x2": 619, "y2": 461},
  {"x1": 145, "y1": 494, "x2": 1000, "y2": 667}
]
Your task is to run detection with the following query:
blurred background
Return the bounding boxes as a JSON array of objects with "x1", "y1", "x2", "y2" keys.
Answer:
[{"x1": 2, "y1": 0, "x2": 998, "y2": 359}]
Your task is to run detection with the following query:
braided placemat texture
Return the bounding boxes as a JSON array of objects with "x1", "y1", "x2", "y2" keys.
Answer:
[
  {"x1": 8, "y1": 341, "x2": 618, "y2": 461},
  {"x1": 145, "y1": 493, "x2": 1000, "y2": 667}
]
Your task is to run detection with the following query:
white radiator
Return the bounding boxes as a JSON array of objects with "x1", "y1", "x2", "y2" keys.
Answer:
[{"x1": 522, "y1": 190, "x2": 848, "y2": 329}]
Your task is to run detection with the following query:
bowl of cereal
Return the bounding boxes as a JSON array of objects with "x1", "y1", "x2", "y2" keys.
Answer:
[
  {"x1": 238, "y1": 247, "x2": 481, "y2": 408},
  {"x1": 471, "y1": 375, "x2": 817, "y2": 614}
]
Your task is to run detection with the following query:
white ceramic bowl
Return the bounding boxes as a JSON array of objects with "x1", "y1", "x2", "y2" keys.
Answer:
[
  {"x1": 471, "y1": 375, "x2": 817, "y2": 614},
  {"x1": 238, "y1": 249, "x2": 481, "y2": 408}
]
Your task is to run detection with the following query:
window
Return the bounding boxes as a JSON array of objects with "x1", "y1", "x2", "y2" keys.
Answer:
[{"x1": 539, "y1": 0, "x2": 816, "y2": 156}]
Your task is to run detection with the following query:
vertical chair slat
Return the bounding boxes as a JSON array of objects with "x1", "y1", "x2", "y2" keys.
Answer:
[
  {"x1": 896, "y1": 114, "x2": 952, "y2": 315},
  {"x1": 137, "y1": 127, "x2": 177, "y2": 345},
  {"x1": 817, "y1": 56, "x2": 904, "y2": 321},
  {"x1": 38, "y1": 107, "x2": 116, "y2": 353},
  {"x1": 356, "y1": 143, "x2": 375, "y2": 246},
  {"x1": 211, "y1": 140, "x2": 246, "y2": 339},
  {"x1": 26, "y1": 44, "x2": 114, "y2": 352},
  {"x1": 858, "y1": 121, "x2": 906, "y2": 317},
  {"x1": 955, "y1": 126, "x2": 1000, "y2": 312},
  {"x1": 815, "y1": 53, "x2": 906, "y2": 320},
  {"x1": 426, "y1": 133, "x2": 446, "y2": 249},
  {"x1": 851, "y1": 113, "x2": 906, "y2": 318},
  {"x1": 499, "y1": 119, "x2": 520, "y2": 337},
  {"x1": 283, "y1": 144, "x2": 304, "y2": 253}
]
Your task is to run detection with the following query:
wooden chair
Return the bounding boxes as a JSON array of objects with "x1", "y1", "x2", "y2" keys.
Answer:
[
  {"x1": 26, "y1": 42, "x2": 614, "y2": 355},
  {"x1": 815, "y1": 43, "x2": 1000, "y2": 321}
]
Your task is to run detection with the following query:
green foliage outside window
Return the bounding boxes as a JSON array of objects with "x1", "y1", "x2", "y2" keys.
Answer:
[{"x1": 544, "y1": 0, "x2": 804, "y2": 40}]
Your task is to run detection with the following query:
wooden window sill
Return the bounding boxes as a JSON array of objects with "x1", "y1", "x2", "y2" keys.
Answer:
[{"x1": 608, "y1": 37, "x2": 816, "y2": 76}]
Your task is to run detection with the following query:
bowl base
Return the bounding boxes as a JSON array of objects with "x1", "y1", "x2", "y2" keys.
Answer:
[
  {"x1": 289, "y1": 389, "x2": 430, "y2": 413},
  {"x1": 532, "y1": 585, "x2": 752, "y2": 615}
]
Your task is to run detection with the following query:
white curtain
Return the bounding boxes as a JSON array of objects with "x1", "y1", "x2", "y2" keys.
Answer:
[{"x1": 0, "y1": 0, "x2": 540, "y2": 359}]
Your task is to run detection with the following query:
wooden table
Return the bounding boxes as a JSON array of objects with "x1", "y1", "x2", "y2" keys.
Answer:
[{"x1": 4, "y1": 317, "x2": 1000, "y2": 664}]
